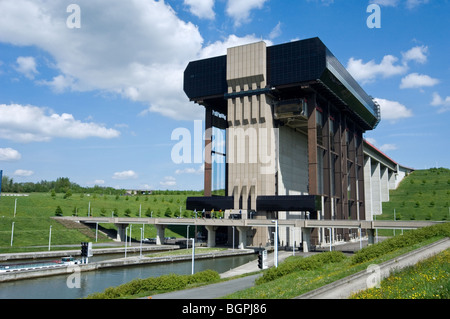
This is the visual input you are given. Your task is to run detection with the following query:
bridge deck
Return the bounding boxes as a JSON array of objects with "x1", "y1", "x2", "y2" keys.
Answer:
[{"x1": 53, "y1": 217, "x2": 443, "y2": 230}]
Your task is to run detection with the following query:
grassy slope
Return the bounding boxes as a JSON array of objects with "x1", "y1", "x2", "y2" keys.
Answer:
[
  {"x1": 1, "y1": 168, "x2": 449, "y2": 251},
  {"x1": 380, "y1": 168, "x2": 450, "y2": 222},
  {"x1": 0, "y1": 192, "x2": 200, "y2": 251}
]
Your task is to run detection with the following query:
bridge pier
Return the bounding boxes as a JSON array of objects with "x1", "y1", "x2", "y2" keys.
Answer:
[
  {"x1": 116, "y1": 224, "x2": 129, "y2": 242},
  {"x1": 205, "y1": 226, "x2": 217, "y2": 247},
  {"x1": 302, "y1": 228, "x2": 312, "y2": 253},
  {"x1": 367, "y1": 228, "x2": 375, "y2": 245},
  {"x1": 155, "y1": 225, "x2": 166, "y2": 245},
  {"x1": 236, "y1": 226, "x2": 250, "y2": 249}
]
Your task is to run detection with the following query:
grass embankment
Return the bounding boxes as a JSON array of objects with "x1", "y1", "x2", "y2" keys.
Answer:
[
  {"x1": 86, "y1": 269, "x2": 221, "y2": 299},
  {"x1": 0, "y1": 192, "x2": 200, "y2": 252},
  {"x1": 351, "y1": 249, "x2": 449, "y2": 299},
  {"x1": 223, "y1": 223, "x2": 450, "y2": 299},
  {"x1": 381, "y1": 168, "x2": 450, "y2": 223}
]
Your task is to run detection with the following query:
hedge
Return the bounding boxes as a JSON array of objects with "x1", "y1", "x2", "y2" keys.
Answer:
[
  {"x1": 86, "y1": 269, "x2": 220, "y2": 299},
  {"x1": 350, "y1": 222, "x2": 450, "y2": 265},
  {"x1": 255, "y1": 251, "x2": 346, "y2": 285}
]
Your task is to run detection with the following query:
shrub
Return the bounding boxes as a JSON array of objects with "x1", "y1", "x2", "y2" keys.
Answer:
[
  {"x1": 256, "y1": 251, "x2": 345, "y2": 285},
  {"x1": 351, "y1": 223, "x2": 450, "y2": 265},
  {"x1": 85, "y1": 269, "x2": 220, "y2": 299}
]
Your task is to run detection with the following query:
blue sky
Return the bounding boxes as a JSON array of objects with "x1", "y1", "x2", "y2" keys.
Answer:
[{"x1": 0, "y1": 0, "x2": 449, "y2": 191}]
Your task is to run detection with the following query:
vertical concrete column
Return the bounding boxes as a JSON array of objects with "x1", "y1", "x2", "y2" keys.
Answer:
[
  {"x1": 205, "y1": 226, "x2": 217, "y2": 247},
  {"x1": 302, "y1": 228, "x2": 312, "y2": 253},
  {"x1": 364, "y1": 156, "x2": 373, "y2": 221},
  {"x1": 371, "y1": 161, "x2": 382, "y2": 216},
  {"x1": 155, "y1": 225, "x2": 166, "y2": 245},
  {"x1": 204, "y1": 106, "x2": 213, "y2": 197},
  {"x1": 115, "y1": 224, "x2": 129, "y2": 242},
  {"x1": 367, "y1": 229, "x2": 375, "y2": 245},
  {"x1": 236, "y1": 226, "x2": 249, "y2": 249},
  {"x1": 380, "y1": 166, "x2": 389, "y2": 202}
]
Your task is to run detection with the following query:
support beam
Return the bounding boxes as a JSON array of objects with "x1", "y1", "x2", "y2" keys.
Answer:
[
  {"x1": 302, "y1": 228, "x2": 312, "y2": 253},
  {"x1": 236, "y1": 226, "x2": 250, "y2": 249},
  {"x1": 115, "y1": 223, "x2": 129, "y2": 242},
  {"x1": 367, "y1": 229, "x2": 375, "y2": 245},
  {"x1": 204, "y1": 106, "x2": 213, "y2": 197},
  {"x1": 205, "y1": 225, "x2": 217, "y2": 247},
  {"x1": 155, "y1": 225, "x2": 166, "y2": 245}
]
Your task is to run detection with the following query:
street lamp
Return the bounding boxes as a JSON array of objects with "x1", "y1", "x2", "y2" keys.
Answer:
[
  {"x1": 140, "y1": 227, "x2": 143, "y2": 259},
  {"x1": 48, "y1": 225, "x2": 52, "y2": 251},
  {"x1": 271, "y1": 220, "x2": 278, "y2": 268},
  {"x1": 125, "y1": 226, "x2": 128, "y2": 258},
  {"x1": 191, "y1": 238, "x2": 195, "y2": 275}
]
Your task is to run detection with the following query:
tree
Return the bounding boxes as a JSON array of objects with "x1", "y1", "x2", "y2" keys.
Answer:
[
  {"x1": 64, "y1": 189, "x2": 72, "y2": 199},
  {"x1": 55, "y1": 206, "x2": 63, "y2": 216}
]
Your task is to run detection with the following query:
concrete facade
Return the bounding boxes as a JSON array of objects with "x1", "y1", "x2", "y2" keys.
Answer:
[
  {"x1": 363, "y1": 140, "x2": 414, "y2": 221},
  {"x1": 183, "y1": 37, "x2": 412, "y2": 250}
]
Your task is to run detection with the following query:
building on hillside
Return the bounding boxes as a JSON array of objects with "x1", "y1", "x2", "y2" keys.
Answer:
[{"x1": 183, "y1": 37, "x2": 408, "y2": 249}]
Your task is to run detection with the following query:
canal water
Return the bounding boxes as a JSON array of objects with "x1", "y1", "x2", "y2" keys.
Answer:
[{"x1": 0, "y1": 254, "x2": 256, "y2": 299}]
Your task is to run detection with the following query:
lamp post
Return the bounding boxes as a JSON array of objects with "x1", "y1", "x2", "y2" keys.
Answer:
[
  {"x1": 271, "y1": 220, "x2": 278, "y2": 268},
  {"x1": 10, "y1": 222, "x2": 14, "y2": 247},
  {"x1": 48, "y1": 225, "x2": 52, "y2": 251},
  {"x1": 140, "y1": 227, "x2": 143, "y2": 259},
  {"x1": 125, "y1": 226, "x2": 128, "y2": 258},
  {"x1": 191, "y1": 238, "x2": 195, "y2": 275}
]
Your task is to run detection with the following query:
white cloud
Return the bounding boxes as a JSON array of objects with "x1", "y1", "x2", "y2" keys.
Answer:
[
  {"x1": 175, "y1": 164, "x2": 204, "y2": 175},
  {"x1": 184, "y1": 0, "x2": 215, "y2": 20},
  {"x1": 0, "y1": 104, "x2": 120, "y2": 142},
  {"x1": 405, "y1": 0, "x2": 430, "y2": 9},
  {"x1": 370, "y1": 0, "x2": 400, "y2": 6},
  {"x1": 400, "y1": 73, "x2": 439, "y2": 89},
  {"x1": 226, "y1": 0, "x2": 268, "y2": 26},
  {"x1": 402, "y1": 45, "x2": 428, "y2": 64},
  {"x1": 15, "y1": 56, "x2": 38, "y2": 79},
  {"x1": 0, "y1": 0, "x2": 205, "y2": 121},
  {"x1": 347, "y1": 55, "x2": 407, "y2": 84},
  {"x1": 199, "y1": 34, "x2": 272, "y2": 59},
  {"x1": 430, "y1": 92, "x2": 450, "y2": 113},
  {"x1": 0, "y1": 1, "x2": 277, "y2": 121},
  {"x1": 370, "y1": 0, "x2": 429, "y2": 8},
  {"x1": 160, "y1": 176, "x2": 177, "y2": 187},
  {"x1": 13, "y1": 169, "x2": 34, "y2": 177},
  {"x1": 0, "y1": 148, "x2": 21, "y2": 161},
  {"x1": 112, "y1": 170, "x2": 138, "y2": 180},
  {"x1": 374, "y1": 98, "x2": 413, "y2": 121},
  {"x1": 269, "y1": 22, "x2": 282, "y2": 40},
  {"x1": 379, "y1": 144, "x2": 398, "y2": 152},
  {"x1": 365, "y1": 138, "x2": 397, "y2": 154}
]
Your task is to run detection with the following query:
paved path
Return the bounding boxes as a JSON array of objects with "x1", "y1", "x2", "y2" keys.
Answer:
[{"x1": 296, "y1": 238, "x2": 450, "y2": 299}]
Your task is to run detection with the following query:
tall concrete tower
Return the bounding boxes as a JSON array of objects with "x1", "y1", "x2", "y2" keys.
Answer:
[{"x1": 183, "y1": 37, "x2": 380, "y2": 247}]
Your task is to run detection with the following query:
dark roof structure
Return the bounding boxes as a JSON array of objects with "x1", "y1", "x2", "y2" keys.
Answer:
[{"x1": 184, "y1": 37, "x2": 380, "y2": 130}]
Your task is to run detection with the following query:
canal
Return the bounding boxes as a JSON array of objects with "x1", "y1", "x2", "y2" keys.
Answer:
[{"x1": 0, "y1": 253, "x2": 257, "y2": 299}]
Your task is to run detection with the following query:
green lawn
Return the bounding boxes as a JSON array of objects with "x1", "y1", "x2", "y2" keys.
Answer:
[
  {"x1": 351, "y1": 249, "x2": 449, "y2": 299},
  {"x1": 381, "y1": 168, "x2": 450, "y2": 222},
  {"x1": 0, "y1": 192, "x2": 201, "y2": 252}
]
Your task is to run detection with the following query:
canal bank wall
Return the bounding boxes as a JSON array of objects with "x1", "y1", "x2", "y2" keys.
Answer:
[
  {"x1": 0, "y1": 245, "x2": 180, "y2": 262},
  {"x1": 0, "y1": 249, "x2": 256, "y2": 283}
]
